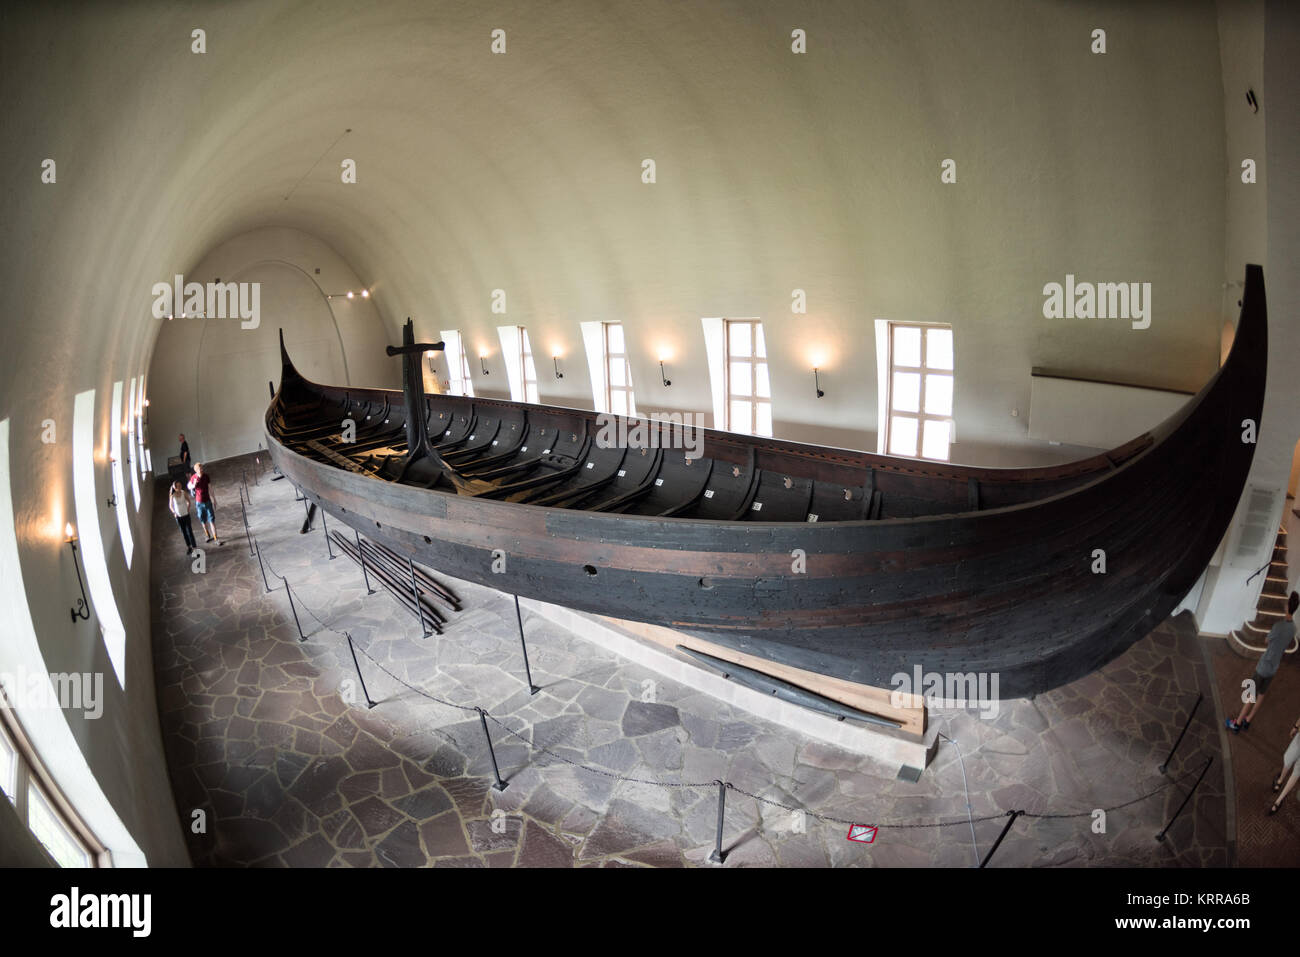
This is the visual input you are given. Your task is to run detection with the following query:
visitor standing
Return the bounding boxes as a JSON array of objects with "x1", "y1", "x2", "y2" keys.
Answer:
[
  {"x1": 187, "y1": 462, "x2": 223, "y2": 545},
  {"x1": 168, "y1": 480, "x2": 197, "y2": 554},
  {"x1": 1227, "y1": 591, "x2": 1299, "y2": 733},
  {"x1": 1268, "y1": 712, "x2": 1300, "y2": 815}
]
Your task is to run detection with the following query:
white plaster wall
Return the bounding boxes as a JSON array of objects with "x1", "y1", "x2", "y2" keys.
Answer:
[
  {"x1": 146, "y1": 226, "x2": 398, "y2": 471},
  {"x1": 1195, "y1": 0, "x2": 1299, "y2": 635},
  {"x1": 0, "y1": 0, "x2": 1262, "y2": 864}
]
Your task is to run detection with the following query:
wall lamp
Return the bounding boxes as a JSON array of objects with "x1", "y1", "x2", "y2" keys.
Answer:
[
  {"x1": 814, "y1": 368, "x2": 825, "y2": 398},
  {"x1": 553, "y1": 355, "x2": 564, "y2": 379},
  {"x1": 660, "y1": 360, "x2": 671, "y2": 387},
  {"x1": 326, "y1": 289, "x2": 371, "y2": 300},
  {"x1": 65, "y1": 523, "x2": 90, "y2": 623},
  {"x1": 480, "y1": 354, "x2": 490, "y2": 375},
  {"x1": 106, "y1": 461, "x2": 118, "y2": 508}
]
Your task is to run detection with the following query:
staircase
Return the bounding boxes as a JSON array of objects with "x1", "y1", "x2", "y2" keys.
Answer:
[{"x1": 1228, "y1": 523, "x2": 1297, "y2": 657}]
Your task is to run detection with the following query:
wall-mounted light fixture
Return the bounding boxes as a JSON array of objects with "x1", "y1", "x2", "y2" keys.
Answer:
[
  {"x1": 326, "y1": 288, "x2": 371, "y2": 301},
  {"x1": 814, "y1": 368, "x2": 825, "y2": 398},
  {"x1": 65, "y1": 523, "x2": 90, "y2": 623},
  {"x1": 659, "y1": 357, "x2": 672, "y2": 387},
  {"x1": 553, "y1": 355, "x2": 564, "y2": 379},
  {"x1": 1246, "y1": 88, "x2": 1259, "y2": 113},
  {"x1": 480, "y1": 352, "x2": 490, "y2": 375},
  {"x1": 106, "y1": 460, "x2": 118, "y2": 508}
]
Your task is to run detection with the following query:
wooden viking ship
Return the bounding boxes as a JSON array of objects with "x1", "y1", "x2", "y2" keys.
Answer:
[{"x1": 265, "y1": 265, "x2": 1267, "y2": 701}]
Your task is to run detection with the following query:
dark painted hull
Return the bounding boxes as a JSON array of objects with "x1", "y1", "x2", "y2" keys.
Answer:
[{"x1": 266, "y1": 267, "x2": 1266, "y2": 698}]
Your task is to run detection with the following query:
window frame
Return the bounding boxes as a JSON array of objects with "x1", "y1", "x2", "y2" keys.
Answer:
[
  {"x1": 722, "y1": 318, "x2": 771, "y2": 436},
  {"x1": 602, "y1": 321, "x2": 637, "y2": 417},
  {"x1": 885, "y1": 321, "x2": 954, "y2": 461},
  {"x1": 518, "y1": 327, "x2": 539, "y2": 404},
  {"x1": 0, "y1": 691, "x2": 106, "y2": 867},
  {"x1": 439, "y1": 330, "x2": 475, "y2": 398}
]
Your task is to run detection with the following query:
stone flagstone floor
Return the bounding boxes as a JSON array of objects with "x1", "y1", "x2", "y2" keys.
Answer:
[{"x1": 149, "y1": 453, "x2": 1228, "y2": 867}]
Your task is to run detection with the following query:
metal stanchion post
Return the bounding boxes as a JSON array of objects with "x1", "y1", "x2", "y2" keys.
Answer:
[
  {"x1": 979, "y1": 810, "x2": 1022, "y2": 868},
  {"x1": 708, "y1": 781, "x2": 727, "y2": 863},
  {"x1": 320, "y1": 508, "x2": 336, "y2": 559},
  {"x1": 284, "y1": 579, "x2": 306, "y2": 641},
  {"x1": 408, "y1": 557, "x2": 430, "y2": 637},
  {"x1": 1159, "y1": 693, "x2": 1203, "y2": 774},
  {"x1": 240, "y1": 499, "x2": 254, "y2": 556},
  {"x1": 1156, "y1": 756, "x2": 1212, "y2": 842},
  {"x1": 254, "y1": 539, "x2": 272, "y2": 593},
  {"x1": 477, "y1": 708, "x2": 508, "y2": 791},
  {"x1": 514, "y1": 595, "x2": 540, "y2": 695},
  {"x1": 356, "y1": 532, "x2": 376, "y2": 594},
  {"x1": 345, "y1": 633, "x2": 376, "y2": 709}
]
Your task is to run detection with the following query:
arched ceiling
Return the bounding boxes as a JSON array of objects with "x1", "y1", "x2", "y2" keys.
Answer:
[{"x1": 3, "y1": 0, "x2": 1229, "y2": 457}]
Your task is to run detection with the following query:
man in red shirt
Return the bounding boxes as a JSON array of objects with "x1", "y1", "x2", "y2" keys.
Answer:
[{"x1": 186, "y1": 462, "x2": 223, "y2": 545}]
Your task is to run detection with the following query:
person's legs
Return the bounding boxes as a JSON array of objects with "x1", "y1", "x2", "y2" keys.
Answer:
[
  {"x1": 1229, "y1": 673, "x2": 1269, "y2": 730},
  {"x1": 1270, "y1": 765, "x2": 1300, "y2": 813},
  {"x1": 177, "y1": 514, "x2": 196, "y2": 551},
  {"x1": 197, "y1": 501, "x2": 214, "y2": 540}
]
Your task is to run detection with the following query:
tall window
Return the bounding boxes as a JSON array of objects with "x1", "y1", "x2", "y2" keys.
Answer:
[
  {"x1": 886, "y1": 323, "x2": 954, "y2": 460},
  {"x1": 603, "y1": 322, "x2": 637, "y2": 416},
  {"x1": 73, "y1": 390, "x2": 126, "y2": 688},
  {"x1": 0, "y1": 720, "x2": 16, "y2": 802},
  {"x1": 724, "y1": 319, "x2": 771, "y2": 436},
  {"x1": 0, "y1": 703, "x2": 100, "y2": 867},
  {"x1": 517, "y1": 327, "x2": 539, "y2": 404},
  {"x1": 439, "y1": 330, "x2": 475, "y2": 397}
]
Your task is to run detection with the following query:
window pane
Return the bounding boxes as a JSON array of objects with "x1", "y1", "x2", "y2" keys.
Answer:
[
  {"x1": 524, "y1": 355, "x2": 537, "y2": 382},
  {"x1": 606, "y1": 323, "x2": 624, "y2": 353},
  {"x1": 893, "y1": 326, "x2": 921, "y2": 367},
  {"x1": 924, "y1": 373, "x2": 953, "y2": 415},
  {"x1": 729, "y1": 361, "x2": 752, "y2": 396},
  {"x1": 622, "y1": 359, "x2": 634, "y2": 390},
  {"x1": 0, "y1": 726, "x2": 15, "y2": 803},
  {"x1": 609, "y1": 360, "x2": 626, "y2": 387},
  {"x1": 27, "y1": 782, "x2": 90, "y2": 868},
  {"x1": 755, "y1": 361, "x2": 770, "y2": 398},
  {"x1": 730, "y1": 400, "x2": 752, "y2": 433},
  {"x1": 526, "y1": 383, "x2": 539, "y2": 404},
  {"x1": 889, "y1": 416, "x2": 918, "y2": 456},
  {"x1": 892, "y1": 372, "x2": 921, "y2": 413},
  {"x1": 728, "y1": 321, "x2": 751, "y2": 357},
  {"x1": 611, "y1": 390, "x2": 627, "y2": 415},
  {"x1": 756, "y1": 401, "x2": 772, "y2": 436},
  {"x1": 754, "y1": 324, "x2": 767, "y2": 359},
  {"x1": 926, "y1": 328, "x2": 953, "y2": 370},
  {"x1": 921, "y1": 418, "x2": 951, "y2": 460}
]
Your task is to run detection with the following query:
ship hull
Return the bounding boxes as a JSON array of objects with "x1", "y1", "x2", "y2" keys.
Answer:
[{"x1": 266, "y1": 266, "x2": 1266, "y2": 699}]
